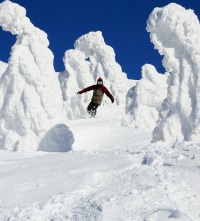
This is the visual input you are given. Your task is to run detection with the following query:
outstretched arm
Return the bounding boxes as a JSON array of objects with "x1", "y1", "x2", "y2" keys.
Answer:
[{"x1": 77, "y1": 85, "x2": 95, "y2": 94}]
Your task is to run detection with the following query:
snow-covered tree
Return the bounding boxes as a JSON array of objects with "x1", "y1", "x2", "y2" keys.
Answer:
[
  {"x1": 147, "y1": 3, "x2": 200, "y2": 142},
  {"x1": 0, "y1": 1, "x2": 73, "y2": 152},
  {"x1": 125, "y1": 64, "x2": 168, "y2": 130},
  {"x1": 59, "y1": 31, "x2": 128, "y2": 119},
  {"x1": 59, "y1": 49, "x2": 94, "y2": 119}
]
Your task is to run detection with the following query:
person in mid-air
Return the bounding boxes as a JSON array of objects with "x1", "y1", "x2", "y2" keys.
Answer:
[{"x1": 77, "y1": 77, "x2": 114, "y2": 117}]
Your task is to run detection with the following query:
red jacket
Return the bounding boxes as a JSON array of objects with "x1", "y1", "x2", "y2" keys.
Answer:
[{"x1": 79, "y1": 85, "x2": 114, "y2": 105}]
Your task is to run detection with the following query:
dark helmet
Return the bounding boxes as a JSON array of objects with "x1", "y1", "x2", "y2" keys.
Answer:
[{"x1": 97, "y1": 77, "x2": 103, "y2": 85}]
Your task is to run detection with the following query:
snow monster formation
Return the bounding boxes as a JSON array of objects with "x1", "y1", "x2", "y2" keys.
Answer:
[
  {"x1": 0, "y1": 1, "x2": 73, "y2": 152},
  {"x1": 147, "y1": 3, "x2": 200, "y2": 142},
  {"x1": 59, "y1": 31, "x2": 128, "y2": 120},
  {"x1": 125, "y1": 64, "x2": 168, "y2": 130}
]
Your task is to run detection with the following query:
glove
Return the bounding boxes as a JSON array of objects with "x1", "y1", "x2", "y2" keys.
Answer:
[
  {"x1": 77, "y1": 92, "x2": 81, "y2": 94},
  {"x1": 112, "y1": 99, "x2": 114, "y2": 103}
]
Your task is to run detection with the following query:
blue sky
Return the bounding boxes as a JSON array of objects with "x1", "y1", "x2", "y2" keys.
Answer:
[{"x1": 0, "y1": 0, "x2": 200, "y2": 80}]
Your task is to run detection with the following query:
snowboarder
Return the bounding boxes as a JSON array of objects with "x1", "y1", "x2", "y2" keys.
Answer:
[{"x1": 77, "y1": 78, "x2": 114, "y2": 117}]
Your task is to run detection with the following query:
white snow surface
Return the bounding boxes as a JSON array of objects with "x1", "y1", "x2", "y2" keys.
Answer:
[
  {"x1": 0, "y1": 1, "x2": 200, "y2": 220},
  {"x1": 0, "y1": 105, "x2": 200, "y2": 221}
]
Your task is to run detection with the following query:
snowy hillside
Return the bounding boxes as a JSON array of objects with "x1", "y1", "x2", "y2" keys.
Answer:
[
  {"x1": 1, "y1": 104, "x2": 200, "y2": 221},
  {"x1": 0, "y1": 1, "x2": 200, "y2": 220}
]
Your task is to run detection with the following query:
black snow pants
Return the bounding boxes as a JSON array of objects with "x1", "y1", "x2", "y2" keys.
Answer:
[{"x1": 87, "y1": 101, "x2": 99, "y2": 117}]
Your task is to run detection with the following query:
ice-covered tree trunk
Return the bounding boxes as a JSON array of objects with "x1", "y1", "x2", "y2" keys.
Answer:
[
  {"x1": 60, "y1": 31, "x2": 127, "y2": 119},
  {"x1": 0, "y1": 1, "x2": 73, "y2": 152},
  {"x1": 147, "y1": 3, "x2": 200, "y2": 142}
]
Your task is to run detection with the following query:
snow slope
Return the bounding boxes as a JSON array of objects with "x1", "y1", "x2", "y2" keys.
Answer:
[
  {"x1": 0, "y1": 1, "x2": 200, "y2": 220},
  {"x1": 0, "y1": 105, "x2": 200, "y2": 221}
]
